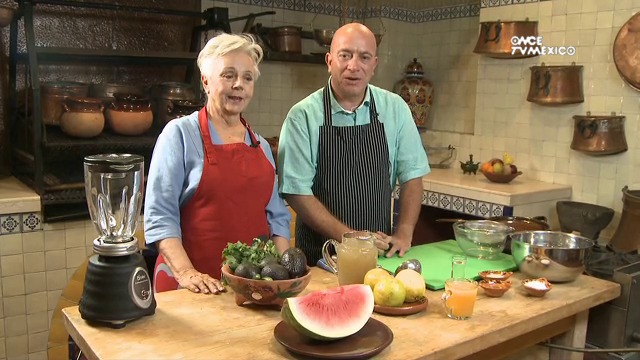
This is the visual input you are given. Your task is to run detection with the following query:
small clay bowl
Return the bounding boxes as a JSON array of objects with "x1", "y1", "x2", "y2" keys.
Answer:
[
  {"x1": 478, "y1": 270, "x2": 513, "y2": 282},
  {"x1": 522, "y1": 278, "x2": 552, "y2": 297},
  {"x1": 479, "y1": 279, "x2": 511, "y2": 297}
]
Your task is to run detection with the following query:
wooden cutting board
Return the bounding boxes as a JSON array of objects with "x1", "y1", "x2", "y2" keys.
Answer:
[{"x1": 377, "y1": 240, "x2": 517, "y2": 290}]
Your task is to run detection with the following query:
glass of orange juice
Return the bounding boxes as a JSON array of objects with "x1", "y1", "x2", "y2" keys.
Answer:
[{"x1": 442, "y1": 278, "x2": 478, "y2": 320}]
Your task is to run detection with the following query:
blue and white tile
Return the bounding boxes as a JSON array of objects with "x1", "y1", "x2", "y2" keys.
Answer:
[
  {"x1": 427, "y1": 191, "x2": 438, "y2": 207},
  {"x1": 463, "y1": 199, "x2": 478, "y2": 216},
  {"x1": 22, "y1": 212, "x2": 42, "y2": 232},
  {"x1": 1, "y1": 214, "x2": 22, "y2": 234},
  {"x1": 438, "y1": 193, "x2": 452, "y2": 210},
  {"x1": 490, "y1": 204, "x2": 504, "y2": 217},
  {"x1": 477, "y1": 201, "x2": 491, "y2": 218},
  {"x1": 421, "y1": 192, "x2": 428, "y2": 205},
  {"x1": 452, "y1": 196, "x2": 464, "y2": 213}
]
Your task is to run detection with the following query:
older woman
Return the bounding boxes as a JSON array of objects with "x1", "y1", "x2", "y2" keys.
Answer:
[{"x1": 144, "y1": 33, "x2": 291, "y2": 294}]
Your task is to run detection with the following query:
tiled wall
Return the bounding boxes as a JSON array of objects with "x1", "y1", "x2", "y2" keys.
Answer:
[
  {"x1": 425, "y1": 0, "x2": 640, "y2": 241},
  {"x1": 210, "y1": 0, "x2": 481, "y2": 137},
  {"x1": 0, "y1": 220, "x2": 98, "y2": 359}
]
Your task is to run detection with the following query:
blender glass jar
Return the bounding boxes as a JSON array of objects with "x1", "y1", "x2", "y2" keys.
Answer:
[{"x1": 84, "y1": 154, "x2": 144, "y2": 243}]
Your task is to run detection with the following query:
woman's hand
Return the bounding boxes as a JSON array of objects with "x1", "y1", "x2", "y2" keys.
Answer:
[{"x1": 175, "y1": 268, "x2": 226, "y2": 295}]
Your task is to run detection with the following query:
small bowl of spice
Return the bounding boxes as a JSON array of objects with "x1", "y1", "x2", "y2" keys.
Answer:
[
  {"x1": 479, "y1": 270, "x2": 513, "y2": 282},
  {"x1": 522, "y1": 278, "x2": 552, "y2": 297},
  {"x1": 479, "y1": 279, "x2": 511, "y2": 297}
]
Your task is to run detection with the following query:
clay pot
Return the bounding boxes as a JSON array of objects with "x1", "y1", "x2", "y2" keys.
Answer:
[
  {"x1": 41, "y1": 81, "x2": 89, "y2": 126},
  {"x1": 0, "y1": 4, "x2": 15, "y2": 27},
  {"x1": 149, "y1": 82, "x2": 197, "y2": 129},
  {"x1": 59, "y1": 97, "x2": 105, "y2": 138},
  {"x1": 167, "y1": 100, "x2": 202, "y2": 121},
  {"x1": 107, "y1": 93, "x2": 153, "y2": 136}
]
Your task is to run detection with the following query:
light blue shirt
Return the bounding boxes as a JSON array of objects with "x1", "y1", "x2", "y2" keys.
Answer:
[
  {"x1": 144, "y1": 111, "x2": 291, "y2": 246},
  {"x1": 277, "y1": 82, "x2": 430, "y2": 195}
]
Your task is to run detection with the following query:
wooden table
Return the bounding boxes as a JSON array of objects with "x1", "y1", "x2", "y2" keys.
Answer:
[{"x1": 63, "y1": 268, "x2": 620, "y2": 360}]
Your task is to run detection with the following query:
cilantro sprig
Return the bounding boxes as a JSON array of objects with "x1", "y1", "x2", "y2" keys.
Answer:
[{"x1": 222, "y1": 238, "x2": 279, "y2": 271}]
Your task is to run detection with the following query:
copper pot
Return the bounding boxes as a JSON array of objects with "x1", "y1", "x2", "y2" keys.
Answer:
[
  {"x1": 613, "y1": 12, "x2": 640, "y2": 90},
  {"x1": 473, "y1": 19, "x2": 539, "y2": 59},
  {"x1": 527, "y1": 62, "x2": 584, "y2": 105},
  {"x1": 570, "y1": 112, "x2": 628, "y2": 155},
  {"x1": 149, "y1": 82, "x2": 197, "y2": 128},
  {"x1": 269, "y1": 26, "x2": 302, "y2": 53}
]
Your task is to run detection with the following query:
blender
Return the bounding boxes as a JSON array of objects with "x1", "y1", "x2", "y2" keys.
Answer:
[{"x1": 79, "y1": 154, "x2": 156, "y2": 328}]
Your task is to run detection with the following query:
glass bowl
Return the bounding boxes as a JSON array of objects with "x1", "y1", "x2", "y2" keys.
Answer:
[{"x1": 453, "y1": 220, "x2": 514, "y2": 259}]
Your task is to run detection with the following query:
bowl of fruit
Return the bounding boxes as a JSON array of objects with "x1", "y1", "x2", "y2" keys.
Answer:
[
  {"x1": 222, "y1": 239, "x2": 311, "y2": 306},
  {"x1": 480, "y1": 153, "x2": 522, "y2": 184}
]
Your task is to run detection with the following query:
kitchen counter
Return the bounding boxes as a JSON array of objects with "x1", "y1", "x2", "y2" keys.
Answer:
[
  {"x1": 0, "y1": 176, "x2": 40, "y2": 215},
  {"x1": 422, "y1": 168, "x2": 571, "y2": 207},
  {"x1": 63, "y1": 268, "x2": 619, "y2": 360}
]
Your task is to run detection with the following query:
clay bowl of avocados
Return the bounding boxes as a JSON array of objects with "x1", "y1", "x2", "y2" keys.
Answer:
[{"x1": 221, "y1": 264, "x2": 311, "y2": 306}]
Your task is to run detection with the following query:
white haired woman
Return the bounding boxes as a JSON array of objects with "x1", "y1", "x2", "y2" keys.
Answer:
[{"x1": 144, "y1": 33, "x2": 291, "y2": 294}]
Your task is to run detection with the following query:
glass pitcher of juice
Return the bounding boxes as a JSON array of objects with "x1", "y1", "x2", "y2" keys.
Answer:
[{"x1": 321, "y1": 231, "x2": 378, "y2": 285}]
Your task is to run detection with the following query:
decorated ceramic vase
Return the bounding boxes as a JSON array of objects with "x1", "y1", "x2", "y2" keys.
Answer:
[{"x1": 393, "y1": 58, "x2": 434, "y2": 129}]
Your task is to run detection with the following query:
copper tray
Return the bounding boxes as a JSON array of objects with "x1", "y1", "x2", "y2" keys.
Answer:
[
  {"x1": 613, "y1": 12, "x2": 640, "y2": 90},
  {"x1": 274, "y1": 318, "x2": 393, "y2": 359}
]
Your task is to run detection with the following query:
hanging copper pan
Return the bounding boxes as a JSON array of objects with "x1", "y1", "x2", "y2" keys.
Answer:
[
  {"x1": 613, "y1": 12, "x2": 640, "y2": 90},
  {"x1": 473, "y1": 19, "x2": 539, "y2": 59}
]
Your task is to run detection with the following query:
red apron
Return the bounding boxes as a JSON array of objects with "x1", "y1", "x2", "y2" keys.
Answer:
[{"x1": 154, "y1": 107, "x2": 273, "y2": 292}]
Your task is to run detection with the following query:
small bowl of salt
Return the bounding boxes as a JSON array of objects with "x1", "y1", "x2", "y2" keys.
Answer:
[
  {"x1": 522, "y1": 277, "x2": 552, "y2": 297},
  {"x1": 478, "y1": 270, "x2": 513, "y2": 282}
]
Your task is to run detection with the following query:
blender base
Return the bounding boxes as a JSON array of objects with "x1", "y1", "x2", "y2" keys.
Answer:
[{"x1": 79, "y1": 245, "x2": 156, "y2": 328}]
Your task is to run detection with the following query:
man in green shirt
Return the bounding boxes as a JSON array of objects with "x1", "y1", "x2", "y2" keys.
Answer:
[{"x1": 278, "y1": 22, "x2": 430, "y2": 265}]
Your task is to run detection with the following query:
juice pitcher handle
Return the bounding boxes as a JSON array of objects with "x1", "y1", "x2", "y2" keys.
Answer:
[{"x1": 321, "y1": 239, "x2": 340, "y2": 274}]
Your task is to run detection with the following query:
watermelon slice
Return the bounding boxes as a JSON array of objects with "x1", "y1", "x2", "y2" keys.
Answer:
[{"x1": 281, "y1": 284, "x2": 374, "y2": 341}]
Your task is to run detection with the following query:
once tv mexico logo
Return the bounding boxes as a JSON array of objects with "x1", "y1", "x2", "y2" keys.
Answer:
[{"x1": 511, "y1": 36, "x2": 576, "y2": 56}]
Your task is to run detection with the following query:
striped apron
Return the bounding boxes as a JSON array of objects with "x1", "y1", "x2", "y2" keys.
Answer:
[{"x1": 296, "y1": 86, "x2": 392, "y2": 265}]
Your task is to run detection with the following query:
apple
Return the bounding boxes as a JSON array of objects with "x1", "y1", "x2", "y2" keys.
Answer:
[{"x1": 510, "y1": 164, "x2": 518, "y2": 174}]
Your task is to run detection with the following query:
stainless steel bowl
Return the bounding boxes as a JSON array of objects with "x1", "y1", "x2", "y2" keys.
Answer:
[
  {"x1": 313, "y1": 29, "x2": 334, "y2": 47},
  {"x1": 510, "y1": 231, "x2": 593, "y2": 282}
]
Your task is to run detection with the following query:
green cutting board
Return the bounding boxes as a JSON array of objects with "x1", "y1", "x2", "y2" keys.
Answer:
[{"x1": 377, "y1": 240, "x2": 517, "y2": 290}]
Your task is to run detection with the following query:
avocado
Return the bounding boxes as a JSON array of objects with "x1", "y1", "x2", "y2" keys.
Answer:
[
  {"x1": 280, "y1": 248, "x2": 308, "y2": 278},
  {"x1": 261, "y1": 263, "x2": 290, "y2": 280},
  {"x1": 259, "y1": 255, "x2": 279, "y2": 269},
  {"x1": 234, "y1": 262, "x2": 261, "y2": 279}
]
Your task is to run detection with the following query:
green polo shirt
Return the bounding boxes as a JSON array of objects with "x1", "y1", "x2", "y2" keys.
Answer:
[{"x1": 278, "y1": 81, "x2": 430, "y2": 195}]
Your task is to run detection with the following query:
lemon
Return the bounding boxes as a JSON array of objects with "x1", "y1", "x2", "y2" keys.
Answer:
[
  {"x1": 364, "y1": 268, "x2": 393, "y2": 291},
  {"x1": 395, "y1": 269, "x2": 426, "y2": 302}
]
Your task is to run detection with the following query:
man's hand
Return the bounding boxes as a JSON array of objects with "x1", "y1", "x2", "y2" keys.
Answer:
[{"x1": 375, "y1": 231, "x2": 412, "y2": 258}]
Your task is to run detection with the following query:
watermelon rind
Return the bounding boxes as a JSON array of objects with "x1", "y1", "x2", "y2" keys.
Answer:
[{"x1": 280, "y1": 284, "x2": 374, "y2": 341}]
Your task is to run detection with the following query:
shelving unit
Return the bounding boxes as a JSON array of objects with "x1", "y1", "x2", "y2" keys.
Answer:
[
  {"x1": 8, "y1": 0, "x2": 202, "y2": 222},
  {"x1": 8, "y1": 0, "x2": 325, "y2": 222}
]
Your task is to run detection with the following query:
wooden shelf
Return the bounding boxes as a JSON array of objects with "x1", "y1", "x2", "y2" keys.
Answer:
[{"x1": 16, "y1": 47, "x2": 197, "y2": 65}]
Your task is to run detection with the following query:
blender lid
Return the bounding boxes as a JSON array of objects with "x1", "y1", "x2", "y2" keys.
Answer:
[{"x1": 84, "y1": 153, "x2": 143, "y2": 166}]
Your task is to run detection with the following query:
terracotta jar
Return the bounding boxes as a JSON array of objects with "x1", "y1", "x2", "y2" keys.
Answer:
[
  {"x1": 393, "y1": 58, "x2": 434, "y2": 129},
  {"x1": 107, "y1": 93, "x2": 153, "y2": 136},
  {"x1": 167, "y1": 99, "x2": 203, "y2": 121},
  {"x1": 59, "y1": 97, "x2": 105, "y2": 138},
  {"x1": 41, "y1": 81, "x2": 89, "y2": 126}
]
